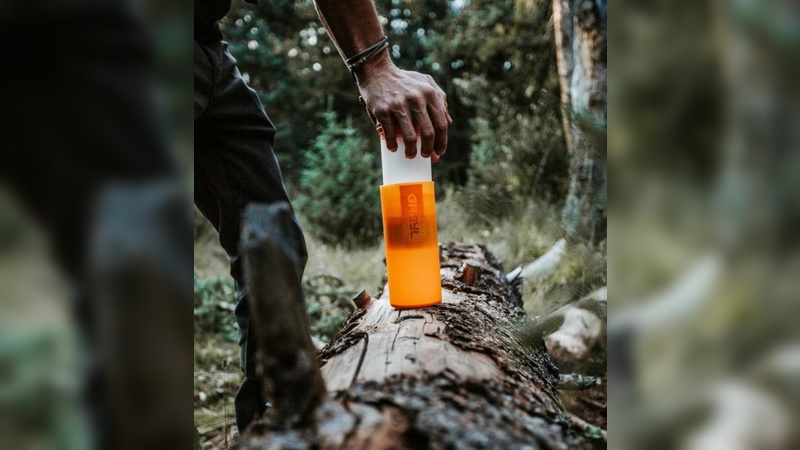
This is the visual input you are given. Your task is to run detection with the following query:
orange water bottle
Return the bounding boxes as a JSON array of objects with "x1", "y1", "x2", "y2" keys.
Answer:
[{"x1": 379, "y1": 130, "x2": 442, "y2": 308}]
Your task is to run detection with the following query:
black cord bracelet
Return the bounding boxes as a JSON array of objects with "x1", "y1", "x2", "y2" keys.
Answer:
[{"x1": 345, "y1": 36, "x2": 389, "y2": 81}]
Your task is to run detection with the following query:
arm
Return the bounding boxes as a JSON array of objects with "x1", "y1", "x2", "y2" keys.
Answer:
[{"x1": 313, "y1": 0, "x2": 452, "y2": 161}]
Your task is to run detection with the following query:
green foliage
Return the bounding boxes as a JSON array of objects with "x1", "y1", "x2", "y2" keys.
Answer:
[
  {"x1": 303, "y1": 274, "x2": 355, "y2": 341},
  {"x1": 192, "y1": 269, "x2": 356, "y2": 343},
  {"x1": 584, "y1": 425, "x2": 605, "y2": 440},
  {"x1": 455, "y1": 119, "x2": 519, "y2": 225},
  {"x1": 456, "y1": 98, "x2": 568, "y2": 226},
  {"x1": 295, "y1": 111, "x2": 383, "y2": 248},
  {"x1": 193, "y1": 272, "x2": 238, "y2": 342},
  {"x1": 220, "y1": 2, "x2": 361, "y2": 179},
  {"x1": 437, "y1": 0, "x2": 569, "y2": 224}
]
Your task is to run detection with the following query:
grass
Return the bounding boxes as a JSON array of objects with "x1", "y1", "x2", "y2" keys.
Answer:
[
  {"x1": 437, "y1": 193, "x2": 606, "y2": 316},
  {"x1": 193, "y1": 194, "x2": 607, "y2": 449},
  {"x1": 194, "y1": 335, "x2": 240, "y2": 449},
  {"x1": 301, "y1": 233, "x2": 386, "y2": 302}
]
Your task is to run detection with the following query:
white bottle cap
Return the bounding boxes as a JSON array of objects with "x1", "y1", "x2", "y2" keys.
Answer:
[{"x1": 380, "y1": 137, "x2": 432, "y2": 185}]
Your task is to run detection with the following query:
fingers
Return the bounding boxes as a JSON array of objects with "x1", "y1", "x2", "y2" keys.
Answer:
[
  {"x1": 374, "y1": 106, "x2": 398, "y2": 152},
  {"x1": 428, "y1": 102, "x2": 448, "y2": 157},
  {"x1": 396, "y1": 110, "x2": 418, "y2": 159},
  {"x1": 425, "y1": 75, "x2": 450, "y2": 158},
  {"x1": 374, "y1": 102, "x2": 419, "y2": 157},
  {"x1": 414, "y1": 105, "x2": 435, "y2": 158}
]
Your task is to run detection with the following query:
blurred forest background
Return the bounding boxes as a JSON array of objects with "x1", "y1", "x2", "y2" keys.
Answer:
[{"x1": 194, "y1": 0, "x2": 607, "y2": 447}]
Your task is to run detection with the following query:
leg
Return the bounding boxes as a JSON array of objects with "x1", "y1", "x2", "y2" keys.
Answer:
[{"x1": 193, "y1": 39, "x2": 308, "y2": 432}]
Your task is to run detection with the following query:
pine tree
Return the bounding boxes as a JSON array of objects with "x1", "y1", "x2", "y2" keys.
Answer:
[{"x1": 295, "y1": 111, "x2": 383, "y2": 247}]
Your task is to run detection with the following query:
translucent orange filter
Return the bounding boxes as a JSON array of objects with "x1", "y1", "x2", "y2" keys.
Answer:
[{"x1": 380, "y1": 181, "x2": 441, "y2": 308}]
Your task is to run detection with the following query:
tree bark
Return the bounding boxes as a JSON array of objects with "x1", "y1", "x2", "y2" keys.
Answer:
[
  {"x1": 553, "y1": 0, "x2": 607, "y2": 243},
  {"x1": 236, "y1": 243, "x2": 586, "y2": 449},
  {"x1": 552, "y1": 0, "x2": 575, "y2": 152}
]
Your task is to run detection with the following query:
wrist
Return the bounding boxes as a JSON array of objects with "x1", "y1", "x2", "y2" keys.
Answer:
[{"x1": 353, "y1": 49, "x2": 394, "y2": 85}]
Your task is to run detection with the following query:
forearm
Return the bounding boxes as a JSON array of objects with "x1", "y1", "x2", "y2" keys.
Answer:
[{"x1": 313, "y1": 0, "x2": 392, "y2": 80}]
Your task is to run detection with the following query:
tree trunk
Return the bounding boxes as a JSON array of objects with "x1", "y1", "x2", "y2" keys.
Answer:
[
  {"x1": 236, "y1": 243, "x2": 586, "y2": 449},
  {"x1": 553, "y1": 0, "x2": 607, "y2": 243}
]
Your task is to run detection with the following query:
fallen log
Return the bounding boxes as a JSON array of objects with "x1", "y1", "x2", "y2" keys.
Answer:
[{"x1": 237, "y1": 211, "x2": 586, "y2": 449}]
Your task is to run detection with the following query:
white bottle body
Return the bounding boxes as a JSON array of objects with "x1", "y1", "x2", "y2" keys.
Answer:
[{"x1": 380, "y1": 138, "x2": 431, "y2": 185}]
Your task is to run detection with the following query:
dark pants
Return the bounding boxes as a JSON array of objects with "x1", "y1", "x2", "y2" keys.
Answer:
[{"x1": 193, "y1": 38, "x2": 308, "y2": 432}]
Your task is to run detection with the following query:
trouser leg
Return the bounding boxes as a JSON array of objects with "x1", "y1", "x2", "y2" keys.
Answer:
[{"x1": 193, "y1": 38, "x2": 308, "y2": 432}]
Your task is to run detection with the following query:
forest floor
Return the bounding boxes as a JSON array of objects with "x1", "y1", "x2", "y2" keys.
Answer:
[{"x1": 193, "y1": 195, "x2": 606, "y2": 449}]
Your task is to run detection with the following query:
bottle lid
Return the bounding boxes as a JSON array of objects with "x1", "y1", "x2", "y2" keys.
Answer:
[{"x1": 379, "y1": 129, "x2": 432, "y2": 185}]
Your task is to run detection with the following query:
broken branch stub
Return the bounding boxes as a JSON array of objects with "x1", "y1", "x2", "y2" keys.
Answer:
[
  {"x1": 241, "y1": 203, "x2": 326, "y2": 427},
  {"x1": 456, "y1": 259, "x2": 481, "y2": 285},
  {"x1": 351, "y1": 289, "x2": 372, "y2": 309}
]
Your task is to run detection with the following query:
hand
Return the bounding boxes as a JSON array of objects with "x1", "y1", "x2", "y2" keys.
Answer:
[{"x1": 356, "y1": 54, "x2": 452, "y2": 162}]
